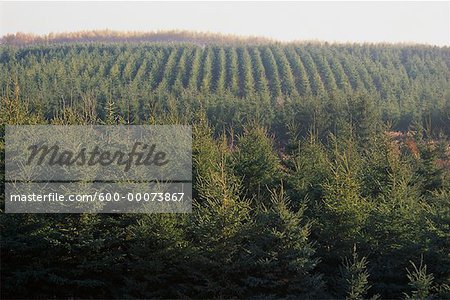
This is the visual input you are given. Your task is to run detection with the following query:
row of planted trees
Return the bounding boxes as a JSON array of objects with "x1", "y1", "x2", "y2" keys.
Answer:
[{"x1": 1, "y1": 43, "x2": 449, "y2": 133}]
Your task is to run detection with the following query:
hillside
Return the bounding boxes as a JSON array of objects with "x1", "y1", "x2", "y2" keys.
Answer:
[
  {"x1": 1, "y1": 41, "x2": 449, "y2": 135},
  {"x1": 1, "y1": 34, "x2": 450, "y2": 299}
]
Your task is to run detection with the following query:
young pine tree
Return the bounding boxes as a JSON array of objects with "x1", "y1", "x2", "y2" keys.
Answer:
[
  {"x1": 404, "y1": 259, "x2": 435, "y2": 300},
  {"x1": 231, "y1": 125, "x2": 281, "y2": 204},
  {"x1": 339, "y1": 247, "x2": 378, "y2": 300},
  {"x1": 237, "y1": 188, "x2": 324, "y2": 299},
  {"x1": 187, "y1": 135, "x2": 253, "y2": 298}
]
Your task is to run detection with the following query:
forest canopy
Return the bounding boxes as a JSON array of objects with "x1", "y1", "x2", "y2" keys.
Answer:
[{"x1": 1, "y1": 33, "x2": 449, "y2": 299}]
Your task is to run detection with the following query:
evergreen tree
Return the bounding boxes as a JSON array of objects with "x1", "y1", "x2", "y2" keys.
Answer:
[
  {"x1": 339, "y1": 247, "x2": 378, "y2": 300},
  {"x1": 285, "y1": 46, "x2": 312, "y2": 96},
  {"x1": 237, "y1": 188, "x2": 323, "y2": 299},
  {"x1": 404, "y1": 259, "x2": 434, "y2": 300},
  {"x1": 260, "y1": 46, "x2": 282, "y2": 100},
  {"x1": 225, "y1": 47, "x2": 240, "y2": 96},
  {"x1": 231, "y1": 126, "x2": 281, "y2": 203}
]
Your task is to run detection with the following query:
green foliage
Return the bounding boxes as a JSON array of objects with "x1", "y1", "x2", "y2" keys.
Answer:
[
  {"x1": 339, "y1": 248, "x2": 379, "y2": 300},
  {"x1": 231, "y1": 126, "x2": 281, "y2": 203},
  {"x1": 225, "y1": 47, "x2": 240, "y2": 95},
  {"x1": 237, "y1": 188, "x2": 323, "y2": 299},
  {"x1": 1, "y1": 40, "x2": 449, "y2": 299},
  {"x1": 285, "y1": 134, "x2": 330, "y2": 206},
  {"x1": 260, "y1": 46, "x2": 282, "y2": 100},
  {"x1": 318, "y1": 136, "x2": 369, "y2": 260},
  {"x1": 187, "y1": 147, "x2": 253, "y2": 298},
  {"x1": 297, "y1": 47, "x2": 326, "y2": 96},
  {"x1": 404, "y1": 259, "x2": 434, "y2": 300},
  {"x1": 1, "y1": 43, "x2": 448, "y2": 134}
]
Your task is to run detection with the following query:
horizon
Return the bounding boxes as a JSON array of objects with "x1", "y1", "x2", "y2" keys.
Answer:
[
  {"x1": 2, "y1": 29, "x2": 449, "y2": 47},
  {"x1": 1, "y1": 1, "x2": 449, "y2": 46}
]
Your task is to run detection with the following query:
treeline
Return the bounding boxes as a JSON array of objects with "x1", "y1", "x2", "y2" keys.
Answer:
[
  {"x1": 0, "y1": 30, "x2": 276, "y2": 46},
  {"x1": 0, "y1": 41, "x2": 449, "y2": 299}
]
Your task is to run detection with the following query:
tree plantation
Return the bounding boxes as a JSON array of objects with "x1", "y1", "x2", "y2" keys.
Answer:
[{"x1": 0, "y1": 36, "x2": 449, "y2": 299}]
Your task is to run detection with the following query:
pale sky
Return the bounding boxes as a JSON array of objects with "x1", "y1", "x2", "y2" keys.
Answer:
[{"x1": 1, "y1": 1, "x2": 449, "y2": 46}]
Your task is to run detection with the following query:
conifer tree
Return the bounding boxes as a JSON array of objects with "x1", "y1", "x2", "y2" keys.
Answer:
[
  {"x1": 237, "y1": 188, "x2": 323, "y2": 299},
  {"x1": 237, "y1": 47, "x2": 255, "y2": 98},
  {"x1": 404, "y1": 259, "x2": 434, "y2": 300},
  {"x1": 249, "y1": 47, "x2": 271, "y2": 99},
  {"x1": 187, "y1": 140, "x2": 252, "y2": 298},
  {"x1": 213, "y1": 47, "x2": 227, "y2": 94},
  {"x1": 200, "y1": 47, "x2": 213, "y2": 94},
  {"x1": 260, "y1": 46, "x2": 282, "y2": 99},
  {"x1": 339, "y1": 247, "x2": 378, "y2": 300},
  {"x1": 225, "y1": 47, "x2": 240, "y2": 96},
  {"x1": 285, "y1": 46, "x2": 312, "y2": 96},
  {"x1": 297, "y1": 47, "x2": 326, "y2": 95},
  {"x1": 231, "y1": 126, "x2": 281, "y2": 203},
  {"x1": 188, "y1": 47, "x2": 202, "y2": 91},
  {"x1": 271, "y1": 46, "x2": 298, "y2": 97}
]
